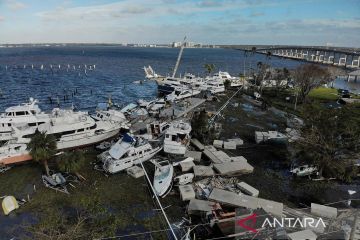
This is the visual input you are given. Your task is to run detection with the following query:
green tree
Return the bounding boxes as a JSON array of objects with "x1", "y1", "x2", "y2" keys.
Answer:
[
  {"x1": 292, "y1": 64, "x2": 330, "y2": 102},
  {"x1": 293, "y1": 104, "x2": 360, "y2": 181},
  {"x1": 27, "y1": 131, "x2": 57, "y2": 176},
  {"x1": 204, "y1": 63, "x2": 215, "y2": 75},
  {"x1": 57, "y1": 150, "x2": 86, "y2": 178},
  {"x1": 191, "y1": 109, "x2": 214, "y2": 144}
]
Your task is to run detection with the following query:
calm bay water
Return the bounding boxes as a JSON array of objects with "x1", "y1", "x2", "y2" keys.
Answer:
[
  {"x1": 0, "y1": 46, "x2": 358, "y2": 112},
  {"x1": 0, "y1": 46, "x2": 302, "y2": 112}
]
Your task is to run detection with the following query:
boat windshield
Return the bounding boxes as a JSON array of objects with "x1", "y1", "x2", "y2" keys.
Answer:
[
  {"x1": 157, "y1": 167, "x2": 170, "y2": 180},
  {"x1": 109, "y1": 141, "x2": 132, "y2": 160}
]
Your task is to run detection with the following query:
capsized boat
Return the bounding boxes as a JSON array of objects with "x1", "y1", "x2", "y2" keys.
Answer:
[
  {"x1": 42, "y1": 173, "x2": 69, "y2": 194},
  {"x1": 153, "y1": 159, "x2": 174, "y2": 197},
  {"x1": 99, "y1": 134, "x2": 162, "y2": 174},
  {"x1": 164, "y1": 120, "x2": 191, "y2": 155}
]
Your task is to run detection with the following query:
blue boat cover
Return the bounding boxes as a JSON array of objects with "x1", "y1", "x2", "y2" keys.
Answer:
[{"x1": 123, "y1": 133, "x2": 135, "y2": 143}]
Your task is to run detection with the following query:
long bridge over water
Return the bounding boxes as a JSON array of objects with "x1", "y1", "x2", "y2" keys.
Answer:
[{"x1": 227, "y1": 45, "x2": 360, "y2": 69}]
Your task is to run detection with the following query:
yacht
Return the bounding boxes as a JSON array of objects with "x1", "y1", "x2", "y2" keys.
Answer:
[
  {"x1": 149, "y1": 98, "x2": 166, "y2": 114},
  {"x1": 36, "y1": 109, "x2": 121, "y2": 150},
  {"x1": 93, "y1": 109, "x2": 127, "y2": 124},
  {"x1": 120, "y1": 103, "x2": 148, "y2": 119},
  {"x1": 157, "y1": 77, "x2": 186, "y2": 95},
  {"x1": 204, "y1": 80, "x2": 225, "y2": 94},
  {"x1": 137, "y1": 99, "x2": 155, "y2": 109},
  {"x1": 157, "y1": 74, "x2": 204, "y2": 95},
  {"x1": 164, "y1": 120, "x2": 191, "y2": 155},
  {"x1": 99, "y1": 134, "x2": 162, "y2": 174},
  {"x1": 135, "y1": 120, "x2": 169, "y2": 140},
  {"x1": 165, "y1": 89, "x2": 201, "y2": 102},
  {"x1": 0, "y1": 98, "x2": 50, "y2": 142}
]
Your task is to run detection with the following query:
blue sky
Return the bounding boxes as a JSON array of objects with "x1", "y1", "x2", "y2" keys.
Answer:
[{"x1": 0, "y1": 0, "x2": 359, "y2": 46}]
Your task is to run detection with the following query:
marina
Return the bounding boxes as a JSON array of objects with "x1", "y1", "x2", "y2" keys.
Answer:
[{"x1": 1, "y1": 44, "x2": 360, "y2": 239}]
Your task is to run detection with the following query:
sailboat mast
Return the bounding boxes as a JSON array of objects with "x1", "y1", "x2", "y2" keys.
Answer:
[{"x1": 172, "y1": 36, "x2": 186, "y2": 78}]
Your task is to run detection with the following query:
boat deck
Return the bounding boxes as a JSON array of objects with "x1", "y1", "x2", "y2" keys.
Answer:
[{"x1": 159, "y1": 98, "x2": 206, "y2": 119}]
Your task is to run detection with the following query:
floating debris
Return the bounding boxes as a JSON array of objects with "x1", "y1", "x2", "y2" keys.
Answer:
[{"x1": 42, "y1": 173, "x2": 69, "y2": 194}]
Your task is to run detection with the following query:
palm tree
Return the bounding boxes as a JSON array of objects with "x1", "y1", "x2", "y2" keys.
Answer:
[
  {"x1": 27, "y1": 131, "x2": 57, "y2": 176},
  {"x1": 57, "y1": 150, "x2": 85, "y2": 179},
  {"x1": 204, "y1": 63, "x2": 215, "y2": 75}
]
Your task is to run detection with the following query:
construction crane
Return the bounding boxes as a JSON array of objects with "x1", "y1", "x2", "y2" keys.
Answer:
[{"x1": 172, "y1": 36, "x2": 187, "y2": 78}]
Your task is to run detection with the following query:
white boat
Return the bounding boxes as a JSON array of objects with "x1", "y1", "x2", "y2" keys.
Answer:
[
  {"x1": 204, "y1": 80, "x2": 225, "y2": 94},
  {"x1": 165, "y1": 89, "x2": 201, "y2": 102},
  {"x1": 174, "y1": 173, "x2": 194, "y2": 185},
  {"x1": 136, "y1": 121, "x2": 169, "y2": 140},
  {"x1": 149, "y1": 98, "x2": 166, "y2": 114},
  {"x1": 0, "y1": 98, "x2": 50, "y2": 142},
  {"x1": 120, "y1": 103, "x2": 138, "y2": 115},
  {"x1": 137, "y1": 99, "x2": 155, "y2": 109},
  {"x1": 153, "y1": 159, "x2": 174, "y2": 197},
  {"x1": 158, "y1": 74, "x2": 204, "y2": 95},
  {"x1": 93, "y1": 109, "x2": 128, "y2": 126},
  {"x1": 99, "y1": 134, "x2": 162, "y2": 174},
  {"x1": 36, "y1": 109, "x2": 120, "y2": 150},
  {"x1": 120, "y1": 102, "x2": 149, "y2": 119},
  {"x1": 209, "y1": 71, "x2": 248, "y2": 88},
  {"x1": 255, "y1": 131, "x2": 287, "y2": 144},
  {"x1": 164, "y1": 120, "x2": 191, "y2": 155},
  {"x1": 290, "y1": 165, "x2": 318, "y2": 177},
  {"x1": 0, "y1": 142, "x2": 31, "y2": 165},
  {"x1": 144, "y1": 65, "x2": 163, "y2": 79}
]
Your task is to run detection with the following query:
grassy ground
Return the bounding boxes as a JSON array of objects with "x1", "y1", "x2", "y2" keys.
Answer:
[
  {"x1": 0, "y1": 149, "x2": 183, "y2": 239},
  {"x1": 308, "y1": 87, "x2": 339, "y2": 101}
]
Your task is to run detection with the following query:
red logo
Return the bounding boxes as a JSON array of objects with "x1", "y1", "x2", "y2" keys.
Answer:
[{"x1": 236, "y1": 213, "x2": 258, "y2": 233}]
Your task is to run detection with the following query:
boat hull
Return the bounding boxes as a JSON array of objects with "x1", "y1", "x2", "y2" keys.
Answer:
[
  {"x1": 157, "y1": 85, "x2": 175, "y2": 95},
  {"x1": 57, "y1": 128, "x2": 120, "y2": 150},
  {"x1": 0, "y1": 153, "x2": 32, "y2": 165}
]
